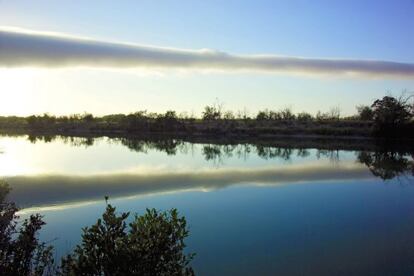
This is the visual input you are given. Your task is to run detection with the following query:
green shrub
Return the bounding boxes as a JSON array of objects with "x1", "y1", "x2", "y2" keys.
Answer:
[{"x1": 61, "y1": 205, "x2": 195, "y2": 276}]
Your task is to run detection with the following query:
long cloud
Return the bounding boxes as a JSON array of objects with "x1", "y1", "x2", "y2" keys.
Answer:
[{"x1": 1, "y1": 28, "x2": 414, "y2": 77}]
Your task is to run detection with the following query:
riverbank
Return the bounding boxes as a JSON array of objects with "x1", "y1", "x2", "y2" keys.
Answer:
[
  {"x1": 0, "y1": 116, "x2": 374, "y2": 136},
  {"x1": 1, "y1": 112, "x2": 414, "y2": 152}
]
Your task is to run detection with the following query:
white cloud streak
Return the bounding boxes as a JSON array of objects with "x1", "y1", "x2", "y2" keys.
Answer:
[{"x1": 1, "y1": 28, "x2": 414, "y2": 77}]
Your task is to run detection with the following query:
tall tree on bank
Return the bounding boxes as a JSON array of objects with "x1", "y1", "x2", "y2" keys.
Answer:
[{"x1": 370, "y1": 95, "x2": 413, "y2": 136}]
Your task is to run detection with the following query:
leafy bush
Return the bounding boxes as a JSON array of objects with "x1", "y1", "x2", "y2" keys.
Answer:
[
  {"x1": 0, "y1": 181, "x2": 195, "y2": 275},
  {"x1": 61, "y1": 205, "x2": 195, "y2": 276}
]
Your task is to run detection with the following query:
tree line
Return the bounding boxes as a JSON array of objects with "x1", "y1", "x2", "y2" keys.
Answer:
[{"x1": 0, "y1": 95, "x2": 413, "y2": 138}]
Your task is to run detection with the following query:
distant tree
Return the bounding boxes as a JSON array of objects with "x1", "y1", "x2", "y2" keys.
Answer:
[
  {"x1": 202, "y1": 106, "x2": 221, "y2": 121},
  {"x1": 154, "y1": 111, "x2": 180, "y2": 131},
  {"x1": 356, "y1": 105, "x2": 374, "y2": 121},
  {"x1": 256, "y1": 111, "x2": 269, "y2": 121},
  {"x1": 223, "y1": 111, "x2": 235, "y2": 120},
  {"x1": 26, "y1": 115, "x2": 38, "y2": 128},
  {"x1": 297, "y1": 112, "x2": 313, "y2": 122},
  {"x1": 268, "y1": 110, "x2": 282, "y2": 120},
  {"x1": 202, "y1": 99, "x2": 224, "y2": 121},
  {"x1": 61, "y1": 205, "x2": 195, "y2": 276},
  {"x1": 280, "y1": 108, "x2": 295, "y2": 121},
  {"x1": 82, "y1": 113, "x2": 94, "y2": 122},
  {"x1": 68, "y1": 114, "x2": 81, "y2": 122},
  {"x1": 327, "y1": 106, "x2": 341, "y2": 120},
  {"x1": 316, "y1": 109, "x2": 339, "y2": 121},
  {"x1": 240, "y1": 107, "x2": 250, "y2": 120},
  {"x1": 161, "y1": 110, "x2": 178, "y2": 123},
  {"x1": 315, "y1": 111, "x2": 326, "y2": 121}
]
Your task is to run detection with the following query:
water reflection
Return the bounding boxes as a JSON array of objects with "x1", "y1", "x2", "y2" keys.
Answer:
[
  {"x1": 22, "y1": 135, "x2": 414, "y2": 176},
  {"x1": 20, "y1": 135, "x2": 362, "y2": 162},
  {"x1": 2, "y1": 135, "x2": 414, "y2": 275},
  {"x1": 357, "y1": 151, "x2": 414, "y2": 180},
  {"x1": 0, "y1": 135, "x2": 412, "y2": 210},
  {"x1": 28, "y1": 135, "x2": 98, "y2": 147},
  {"x1": 7, "y1": 162, "x2": 371, "y2": 209}
]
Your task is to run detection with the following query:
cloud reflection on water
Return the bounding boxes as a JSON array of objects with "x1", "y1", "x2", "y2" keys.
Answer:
[{"x1": 7, "y1": 162, "x2": 372, "y2": 211}]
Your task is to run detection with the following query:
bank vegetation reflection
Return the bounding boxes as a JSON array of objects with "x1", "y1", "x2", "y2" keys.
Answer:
[{"x1": 4, "y1": 135, "x2": 414, "y2": 210}]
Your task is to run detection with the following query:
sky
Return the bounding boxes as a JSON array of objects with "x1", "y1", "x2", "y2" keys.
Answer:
[{"x1": 0, "y1": 0, "x2": 413, "y2": 116}]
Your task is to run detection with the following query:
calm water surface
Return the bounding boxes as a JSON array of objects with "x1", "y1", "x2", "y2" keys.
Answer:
[{"x1": 1, "y1": 135, "x2": 414, "y2": 275}]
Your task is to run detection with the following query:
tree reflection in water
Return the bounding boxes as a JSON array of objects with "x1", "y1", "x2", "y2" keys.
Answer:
[
  {"x1": 357, "y1": 151, "x2": 414, "y2": 181},
  {"x1": 19, "y1": 134, "x2": 414, "y2": 181}
]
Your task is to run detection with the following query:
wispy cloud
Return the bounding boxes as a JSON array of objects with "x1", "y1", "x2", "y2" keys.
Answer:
[{"x1": 1, "y1": 28, "x2": 413, "y2": 77}]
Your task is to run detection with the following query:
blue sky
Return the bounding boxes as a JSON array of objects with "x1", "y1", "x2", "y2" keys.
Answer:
[{"x1": 0, "y1": 0, "x2": 413, "y2": 116}]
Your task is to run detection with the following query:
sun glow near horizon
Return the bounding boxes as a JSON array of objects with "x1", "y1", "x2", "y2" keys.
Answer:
[
  {"x1": 0, "y1": 1, "x2": 413, "y2": 117},
  {"x1": 0, "y1": 29, "x2": 413, "y2": 117},
  {"x1": 0, "y1": 68, "x2": 41, "y2": 116}
]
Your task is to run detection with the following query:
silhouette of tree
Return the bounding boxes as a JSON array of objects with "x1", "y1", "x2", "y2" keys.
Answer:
[
  {"x1": 0, "y1": 181, "x2": 55, "y2": 275},
  {"x1": 280, "y1": 108, "x2": 295, "y2": 121},
  {"x1": 371, "y1": 95, "x2": 413, "y2": 135},
  {"x1": 223, "y1": 111, "x2": 235, "y2": 120},
  {"x1": 155, "y1": 110, "x2": 182, "y2": 131},
  {"x1": 82, "y1": 113, "x2": 94, "y2": 122},
  {"x1": 256, "y1": 111, "x2": 269, "y2": 121},
  {"x1": 202, "y1": 106, "x2": 221, "y2": 121}
]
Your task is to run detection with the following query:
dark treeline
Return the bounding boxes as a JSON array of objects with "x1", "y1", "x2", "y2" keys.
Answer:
[{"x1": 1, "y1": 95, "x2": 413, "y2": 139}]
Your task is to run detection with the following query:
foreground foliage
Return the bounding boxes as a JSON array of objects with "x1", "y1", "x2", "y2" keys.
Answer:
[
  {"x1": 61, "y1": 205, "x2": 195, "y2": 276},
  {"x1": 0, "y1": 181, "x2": 54, "y2": 275},
  {"x1": 0, "y1": 182, "x2": 195, "y2": 275}
]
